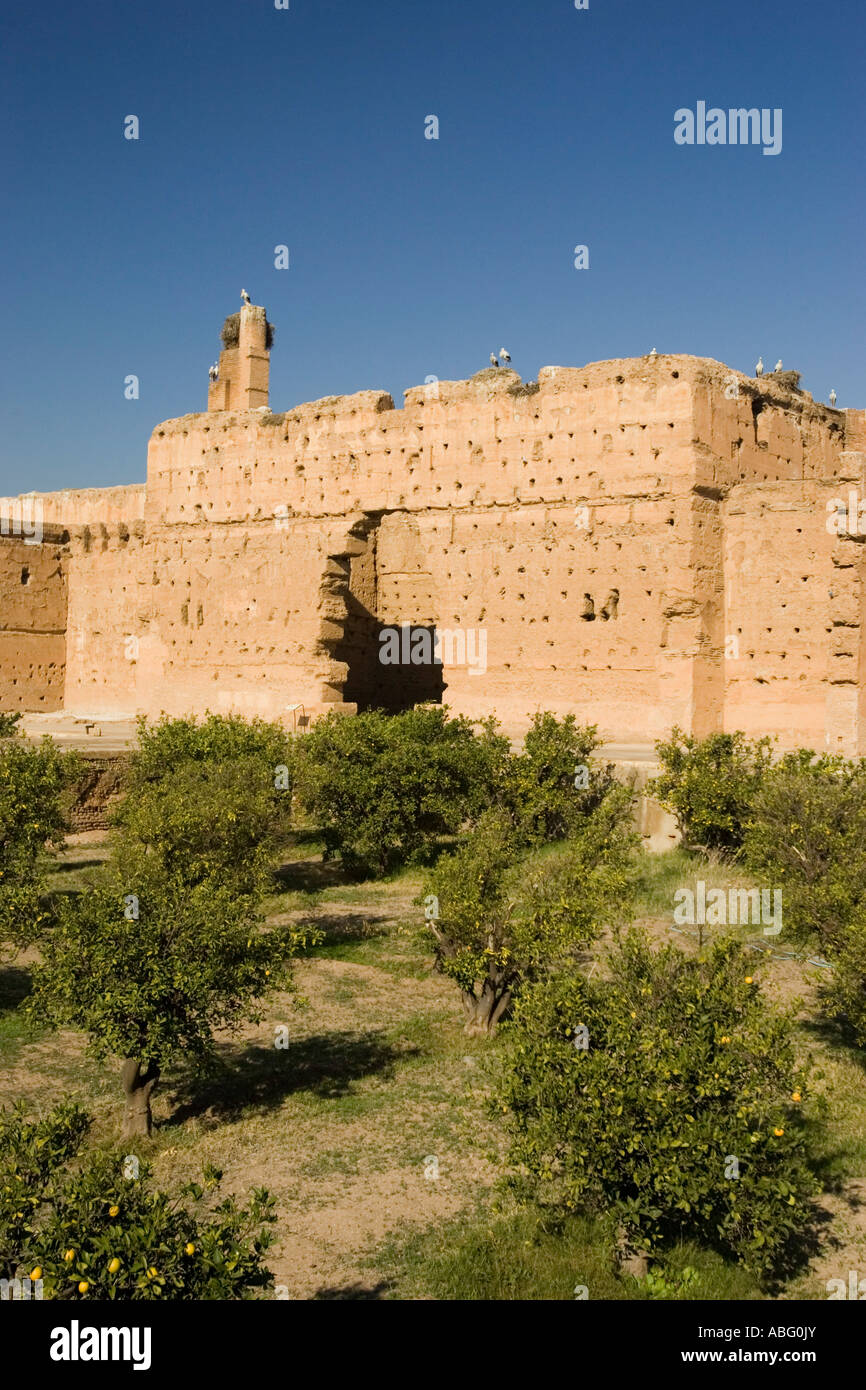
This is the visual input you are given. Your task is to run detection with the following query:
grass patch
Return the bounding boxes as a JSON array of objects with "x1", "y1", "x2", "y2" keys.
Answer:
[{"x1": 372, "y1": 1207, "x2": 765, "y2": 1301}]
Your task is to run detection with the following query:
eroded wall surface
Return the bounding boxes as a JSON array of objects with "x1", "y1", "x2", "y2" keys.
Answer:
[
  {"x1": 5, "y1": 357, "x2": 864, "y2": 751},
  {"x1": 0, "y1": 533, "x2": 67, "y2": 711}
]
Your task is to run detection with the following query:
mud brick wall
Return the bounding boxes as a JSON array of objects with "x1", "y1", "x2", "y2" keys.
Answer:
[
  {"x1": 67, "y1": 752, "x2": 131, "y2": 832},
  {"x1": 4, "y1": 350, "x2": 865, "y2": 752},
  {"x1": 0, "y1": 534, "x2": 67, "y2": 712}
]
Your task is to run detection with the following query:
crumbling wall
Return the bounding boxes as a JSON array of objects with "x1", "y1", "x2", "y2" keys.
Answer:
[
  {"x1": 7, "y1": 356, "x2": 866, "y2": 749},
  {"x1": 0, "y1": 534, "x2": 67, "y2": 711},
  {"x1": 691, "y1": 369, "x2": 864, "y2": 751},
  {"x1": 68, "y1": 752, "x2": 131, "y2": 831},
  {"x1": 138, "y1": 361, "x2": 703, "y2": 738}
]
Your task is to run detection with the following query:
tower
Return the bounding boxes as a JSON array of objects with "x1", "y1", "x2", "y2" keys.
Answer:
[{"x1": 208, "y1": 302, "x2": 272, "y2": 411}]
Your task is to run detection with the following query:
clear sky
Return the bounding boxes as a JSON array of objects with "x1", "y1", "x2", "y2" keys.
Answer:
[{"x1": 1, "y1": 0, "x2": 863, "y2": 494}]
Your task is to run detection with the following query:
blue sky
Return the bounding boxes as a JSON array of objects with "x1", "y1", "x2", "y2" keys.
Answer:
[{"x1": 1, "y1": 0, "x2": 863, "y2": 493}]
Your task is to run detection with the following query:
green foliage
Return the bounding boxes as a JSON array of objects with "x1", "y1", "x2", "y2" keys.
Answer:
[
  {"x1": 0, "y1": 712, "x2": 22, "y2": 737},
  {"x1": 30, "y1": 858, "x2": 310, "y2": 1073},
  {"x1": 1, "y1": 1106, "x2": 275, "y2": 1299},
  {"x1": 650, "y1": 728, "x2": 773, "y2": 854},
  {"x1": 634, "y1": 1265, "x2": 699, "y2": 1299},
  {"x1": 498, "y1": 931, "x2": 818, "y2": 1280},
  {"x1": 743, "y1": 750, "x2": 866, "y2": 948},
  {"x1": 127, "y1": 712, "x2": 292, "y2": 790},
  {"x1": 115, "y1": 760, "x2": 282, "y2": 899},
  {"x1": 822, "y1": 907, "x2": 866, "y2": 1047},
  {"x1": 0, "y1": 1101, "x2": 90, "y2": 1279},
  {"x1": 296, "y1": 706, "x2": 508, "y2": 876},
  {"x1": 494, "y1": 713, "x2": 619, "y2": 847},
  {"x1": 0, "y1": 738, "x2": 78, "y2": 956},
  {"x1": 113, "y1": 713, "x2": 295, "y2": 897},
  {"x1": 29, "y1": 714, "x2": 311, "y2": 1128},
  {"x1": 426, "y1": 789, "x2": 638, "y2": 1032}
]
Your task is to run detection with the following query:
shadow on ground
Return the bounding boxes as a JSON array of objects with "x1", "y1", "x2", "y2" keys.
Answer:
[
  {"x1": 274, "y1": 858, "x2": 354, "y2": 893},
  {"x1": 0, "y1": 965, "x2": 32, "y2": 1014},
  {"x1": 311, "y1": 1281, "x2": 392, "y2": 1300},
  {"x1": 164, "y1": 1028, "x2": 406, "y2": 1129},
  {"x1": 293, "y1": 911, "x2": 392, "y2": 950}
]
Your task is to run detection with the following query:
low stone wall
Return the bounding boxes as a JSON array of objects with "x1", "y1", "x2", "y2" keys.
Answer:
[{"x1": 68, "y1": 753, "x2": 130, "y2": 832}]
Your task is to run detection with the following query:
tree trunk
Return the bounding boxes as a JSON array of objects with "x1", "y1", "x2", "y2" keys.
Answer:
[
  {"x1": 461, "y1": 982, "x2": 512, "y2": 1036},
  {"x1": 121, "y1": 1058, "x2": 160, "y2": 1137}
]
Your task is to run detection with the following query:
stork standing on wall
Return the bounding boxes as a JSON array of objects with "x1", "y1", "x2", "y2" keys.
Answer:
[
  {"x1": 500, "y1": 348, "x2": 511, "y2": 364},
  {"x1": 241, "y1": 288, "x2": 251, "y2": 305},
  {"x1": 830, "y1": 389, "x2": 837, "y2": 407},
  {"x1": 208, "y1": 362, "x2": 218, "y2": 383},
  {"x1": 755, "y1": 357, "x2": 763, "y2": 376},
  {"x1": 490, "y1": 353, "x2": 499, "y2": 367}
]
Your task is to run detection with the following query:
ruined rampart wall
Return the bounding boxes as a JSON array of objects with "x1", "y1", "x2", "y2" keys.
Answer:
[
  {"x1": 140, "y1": 359, "x2": 701, "y2": 735},
  {"x1": 690, "y1": 372, "x2": 866, "y2": 751},
  {"x1": 0, "y1": 534, "x2": 67, "y2": 711},
  {"x1": 6, "y1": 358, "x2": 866, "y2": 749}
]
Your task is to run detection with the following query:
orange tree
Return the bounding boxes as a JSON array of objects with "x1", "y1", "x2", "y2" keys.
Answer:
[
  {"x1": 30, "y1": 727, "x2": 313, "y2": 1137},
  {"x1": 0, "y1": 737, "x2": 77, "y2": 959},
  {"x1": 497, "y1": 931, "x2": 819, "y2": 1281},
  {"x1": 296, "y1": 706, "x2": 509, "y2": 876},
  {"x1": 650, "y1": 728, "x2": 772, "y2": 855},
  {"x1": 425, "y1": 787, "x2": 637, "y2": 1035},
  {"x1": 2, "y1": 1103, "x2": 276, "y2": 1299},
  {"x1": 31, "y1": 851, "x2": 310, "y2": 1137}
]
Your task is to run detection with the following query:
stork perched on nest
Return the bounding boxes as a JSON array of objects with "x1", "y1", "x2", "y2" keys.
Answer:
[
  {"x1": 755, "y1": 357, "x2": 763, "y2": 376},
  {"x1": 490, "y1": 353, "x2": 499, "y2": 368},
  {"x1": 500, "y1": 348, "x2": 511, "y2": 364},
  {"x1": 774, "y1": 359, "x2": 783, "y2": 372},
  {"x1": 241, "y1": 288, "x2": 251, "y2": 306}
]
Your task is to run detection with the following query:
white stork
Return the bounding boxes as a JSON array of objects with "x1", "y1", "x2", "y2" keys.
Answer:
[
  {"x1": 490, "y1": 353, "x2": 499, "y2": 368},
  {"x1": 500, "y1": 348, "x2": 511, "y2": 363},
  {"x1": 241, "y1": 288, "x2": 251, "y2": 306},
  {"x1": 755, "y1": 357, "x2": 763, "y2": 376},
  {"x1": 830, "y1": 389, "x2": 837, "y2": 407}
]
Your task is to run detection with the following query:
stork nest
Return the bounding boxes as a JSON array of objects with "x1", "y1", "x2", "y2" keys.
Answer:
[
  {"x1": 766, "y1": 369, "x2": 802, "y2": 393},
  {"x1": 220, "y1": 314, "x2": 275, "y2": 351},
  {"x1": 221, "y1": 313, "x2": 240, "y2": 348}
]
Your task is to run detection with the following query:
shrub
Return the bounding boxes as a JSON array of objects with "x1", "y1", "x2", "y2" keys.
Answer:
[
  {"x1": 650, "y1": 728, "x2": 772, "y2": 854},
  {"x1": 30, "y1": 855, "x2": 313, "y2": 1135},
  {"x1": 822, "y1": 906, "x2": 866, "y2": 1046},
  {"x1": 498, "y1": 931, "x2": 818, "y2": 1280},
  {"x1": 114, "y1": 757, "x2": 285, "y2": 899},
  {"x1": 0, "y1": 1101, "x2": 90, "y2": 1280},
  {"x1": 426, "y1": 786, "x2": 637, "y2": 1034},
  {"x1": 296, "y1": 706, "x2": 508, "y2": 876},
  {"x1": 0, "y1": 712, "x2": 22, "y2": 737},
  {"x1": 127, "y1": 712, "x2": 292, "y2": 791},
  {"x1": 494, "y1": 713, "x2": 619, "y2": 847},
  {"x1": 742, "y1": 750, "x2": 866, "y2": 948},
  {"x1": 1, "y1": 1106, "x2": 275, "y2": 1299},
  {"x1": 112, "y1": 713, "x2": 295, "y2": 897},
  {"x1": 0, "y1": 738, "x2": 78, "y2": 957}
]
